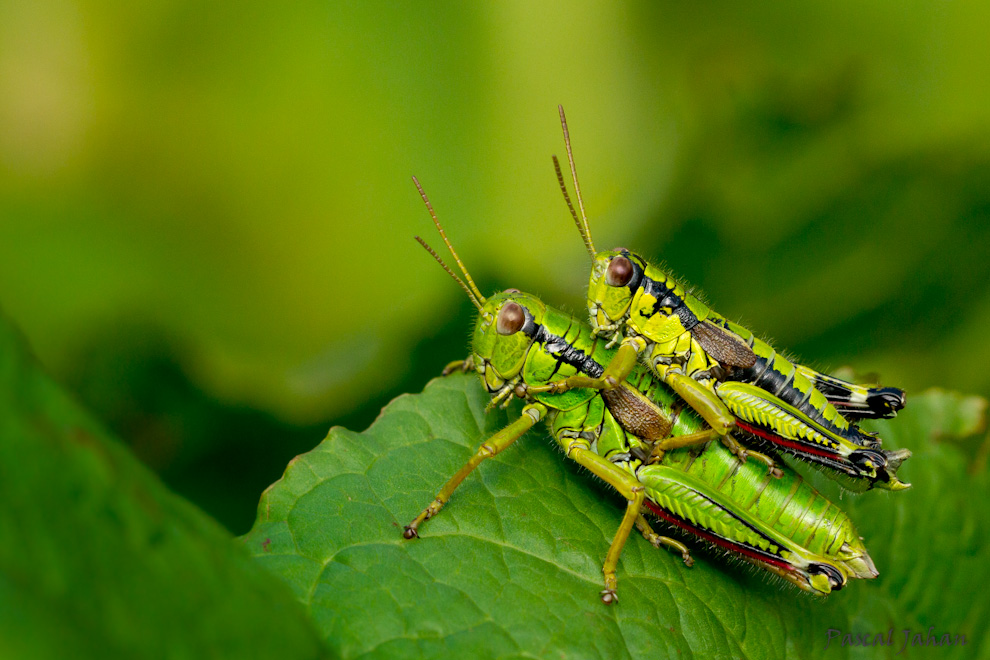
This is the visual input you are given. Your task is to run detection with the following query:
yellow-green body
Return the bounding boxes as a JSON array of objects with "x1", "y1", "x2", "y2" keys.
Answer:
[
  {"x1": 457, "y1": 291, "x2": 877, "y2": 595},
  {"x1": 405, "y1": 173, "x2": 879, "y2": 601},
  {"x1": 585, "y1": 249, "x2": 910, "y2": 490}
]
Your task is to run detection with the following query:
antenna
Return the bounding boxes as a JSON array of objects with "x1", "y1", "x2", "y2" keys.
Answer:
[
  {"x1": 414, "y1": 236, "x2": 485, "y2": 313},
  {"x1": 412, "y1": 176, "x2": 487, "y2": 303},
  {"x1": 557, "y1": 105, "x2": 596, "y2": 257},
  {"x1": 553, "y1": 155, "x2": 595, "y2": 259}
]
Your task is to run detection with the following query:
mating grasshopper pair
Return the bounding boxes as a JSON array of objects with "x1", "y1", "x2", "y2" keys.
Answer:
[
  {"x1": 546, "y1": 106, "x2": 910, "y2": 493},
  {"x1": 402, "y1": 109, "x2": 908, "y2": 603}
]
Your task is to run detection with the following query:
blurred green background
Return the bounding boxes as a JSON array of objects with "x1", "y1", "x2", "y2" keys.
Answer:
[{"x1": 1, "y1": 1, "x2": 988, "y2": 534}]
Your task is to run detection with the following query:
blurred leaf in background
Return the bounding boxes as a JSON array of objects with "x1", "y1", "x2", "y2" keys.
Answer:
[
  {"x1": 0, "y1": 309, "x2": 328, "y2": 658},
  {"x1": 2, "y1": 0, "x2": 989, "y2": 531}
]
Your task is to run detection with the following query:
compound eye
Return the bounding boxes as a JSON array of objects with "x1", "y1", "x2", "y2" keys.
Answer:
[
  {"x1": 496, "y1": 301, "x2": 525, "y2": 335},
  {"x1": 605, "y1": 256, "x2": 633, "y2": 287}
]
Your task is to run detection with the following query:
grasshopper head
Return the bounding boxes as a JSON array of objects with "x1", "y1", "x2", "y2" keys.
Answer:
[
  {"x1": 472, "y1": 290, "x2": 547, "y2": 388},
  {"x1": 409, "y1": 180, "x2": 549, "y2": 392},
  {"x1": 588, "y1": 249, "x2": 646, "y2": 336}
]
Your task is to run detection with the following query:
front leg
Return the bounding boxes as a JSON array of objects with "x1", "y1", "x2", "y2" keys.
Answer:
[
  {"x1": 528, "y1": 337, "x2": 647, "y2": 395},
  {"x1": 403, "y1": 403, "x2": 546, "y2": 539},
  {"x1": 441, "y1": 356, "x2": 475, "y2": 377}
]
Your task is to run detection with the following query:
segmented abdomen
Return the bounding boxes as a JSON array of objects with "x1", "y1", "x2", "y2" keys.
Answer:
[
  {"x1": 719, "y1": 320, "x2": 881, "y2": 448},
  {"x1": 654, "y1": 438, "x2": 857, "y2": 561}
]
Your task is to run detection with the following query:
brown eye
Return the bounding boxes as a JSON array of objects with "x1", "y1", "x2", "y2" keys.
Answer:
[
  {"x1": 496, "y1": 301, "x2": 525, "y2": 335},
  {"x1": 606, "y1": 256, "x2": 633, "y2": 287}
]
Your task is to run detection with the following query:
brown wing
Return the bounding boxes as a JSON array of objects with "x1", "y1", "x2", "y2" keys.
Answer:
[
  {"x1": 691, "y1": 321, "x2": 757, "y2": 369},
  {"x1": 602, "y1": 385, "x2": 672, "y2": 442}
]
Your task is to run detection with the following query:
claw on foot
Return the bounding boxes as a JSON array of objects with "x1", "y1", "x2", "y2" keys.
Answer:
[
  {"x1": 600, "y1": 589, "x2": 618, "y2": 605},
  {"x1": 402, "y1": 525, "x2": 418, "y2": 539},
  {"x1": 682, "y1": 553, "x2": 694, "y2": 568},
  {"x1": 727, "y1": 439, "x2": 781, "y2": 477},
  {"x1": 441, "y1": 357, "x2": 473, "y2": 377}
]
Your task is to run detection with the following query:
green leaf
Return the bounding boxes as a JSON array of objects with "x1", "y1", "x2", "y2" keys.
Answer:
[
  {"x1": 245, "y1": 374, "x2": 989, "y2": 660},
  {"x1": 0, "y1": 312, "x2": 329, "y2": 659}
]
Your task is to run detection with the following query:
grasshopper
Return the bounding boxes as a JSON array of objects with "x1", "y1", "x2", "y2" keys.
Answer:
[
  {"x1": 402, "y1": 181, "x2": 878, "y2": 603},
  {"x1": 547, "y1": 107, "x2": 910, "y2": 491}
]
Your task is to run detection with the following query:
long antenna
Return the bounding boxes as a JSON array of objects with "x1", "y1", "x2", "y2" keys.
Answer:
[
  {"x1": 557, "y1": 104, "x2": 596, "y2": 257},
  {"x1": 412, "y1": 176, "x2": 486, "y2": 303},
  {"x1": 414, "y1": 236, "x2": 485, "y2": 313},
  {"x1": 553, "y1": 155, "x2": 595, "y2": 259}
]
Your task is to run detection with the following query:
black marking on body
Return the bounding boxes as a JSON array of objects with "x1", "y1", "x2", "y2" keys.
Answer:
[
  {"x1": 813, "y1": 377, "x2": 906, "y2": 420},
  {"x1": 733, "y1": 358, "x2": 879, "y2": 447},
  {"x1": 525, "y1": 322, "x2": 605, "y2": 379},
  {"x1": 735, "y1": 357, "x2": 829, "y2": 424},
  {"x1": 641, "y1": 276, "x2": 700, "y2": 331},
  {"x1": 813, "y1": 376, "x2": 854, "y2": 400}
]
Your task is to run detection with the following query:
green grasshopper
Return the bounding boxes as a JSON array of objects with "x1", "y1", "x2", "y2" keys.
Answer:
[
  {"x1": 402, "y1": 182, "x2": 878, "y2": 603},
  {"x1": 547, "y1": 107, "x2": 910, "y2": 491}
]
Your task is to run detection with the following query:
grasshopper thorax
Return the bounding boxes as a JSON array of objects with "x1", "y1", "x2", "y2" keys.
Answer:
[
  {"x1": 588, "y1": 249, "x2": 647, "y2": 337},
  {"x1": 472, "y1": 291, "x2": 547, "y2": 384}
]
